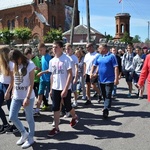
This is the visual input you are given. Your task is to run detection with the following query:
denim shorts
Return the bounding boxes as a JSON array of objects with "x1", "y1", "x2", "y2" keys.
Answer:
[
  {"x1": 133, "y1": 72, "x2": 140, "y2": 84},
  {"x1": 71, "y1": 77, "x2": 77, "y2": 92},
  {"x1": 52, "y1": 89, "x2": 72, "y2": 112},
  {"x1": 38, "y1": 81, "x2": 50, "y2": 95}
]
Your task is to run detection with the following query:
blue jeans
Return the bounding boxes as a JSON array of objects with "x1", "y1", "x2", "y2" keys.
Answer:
[
  {"x1": 112, "y1": 85, "x2": 117, "y2": 96},
  {"x1": 77, "y1": 75, "x2": 86, "y2": 97},
  {"x1": 100, "y1": 83, "x2": 114, "y2": 109},
  {"x1": 0, "y1": 83, "x2": 11, "y2": 125},
  {"x1": 9, "y1": 98, "x2": 35, "y2": 138}
]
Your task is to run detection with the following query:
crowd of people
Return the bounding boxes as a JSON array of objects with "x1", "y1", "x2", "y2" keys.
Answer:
[{"x1": 0, "y1": 41, "x2": 150, "y2": 149}]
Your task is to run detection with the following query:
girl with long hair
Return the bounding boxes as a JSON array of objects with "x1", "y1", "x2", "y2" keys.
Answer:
[
  {"x1": 9, "y1": 49, "x2": 35, "y2": 149},
  {"x1": 0, "y1": 47, "x2": 13, "y2": 133}
]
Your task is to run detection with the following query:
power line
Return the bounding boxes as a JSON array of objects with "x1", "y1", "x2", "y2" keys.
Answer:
[{"x1": 126, "y1": 0, "x2": 149, "y2": 22}]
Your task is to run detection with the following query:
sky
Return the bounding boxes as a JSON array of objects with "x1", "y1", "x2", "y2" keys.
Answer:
[{"x1": 78, "y1": 0, "x2": 150, "y2": 42}]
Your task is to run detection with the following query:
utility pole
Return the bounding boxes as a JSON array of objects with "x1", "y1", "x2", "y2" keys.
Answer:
[
  {"x1": 86, "y1": 0, "x2": 91, "y2": 43},
  {"x1": 70, "y1": 0, "x2": 77, "y2": 46},
  {"x1": 148, "y1": 21, "x2": 150, "y2": 41}
]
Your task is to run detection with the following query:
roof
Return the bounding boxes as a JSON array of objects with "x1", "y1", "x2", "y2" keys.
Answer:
[
  {"x1": 63, "y1": 24, "x2": 104, "y2": 36},
  {"x1": 133, "y1": 43, "x2": 150, "y2": 49},
  {"x1": 0, "y1": 0, "x2": 33, "y2": 10},
  {"x1": 35, "y1": 11, "x2": 50, "y2": 26}
]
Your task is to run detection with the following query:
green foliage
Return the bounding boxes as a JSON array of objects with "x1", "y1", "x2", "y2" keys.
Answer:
[
  {"x1": 0, "y1": 28, "x2": 14, "y2": 44},
  {"x1": 120, "y1": 32, "x2": 132, "y2": 44},
  {"x1": 44, "y1": 28, "x2": 62, "y2": 43},
  {"x1": 132, "y1": 35, "x2": 141, "y2": 43},
  {"x1": 14, "y1": 27, "x2": 32, "y2": 43},
  {"x1": 145, "y1": 38, "x2": 150, "y2": 43},
  {"x1": 105, "y1": 34, "x2": 113, "y2": 42}
]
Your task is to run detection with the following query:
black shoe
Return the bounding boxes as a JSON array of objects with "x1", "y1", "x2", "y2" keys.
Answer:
[
  {"x1": 92, "y1": 92, "x2": 98, "y2": 98},
  {"x1": 0, "y1": 124, "x2": 11, "y2": 134},
  {"x1": 98, "y1": 95, "x2": 102, "y2": 103},
  {"x1": 84, "y1": 100, "x2": 92, "y2": 105},
  {"x1": 6, "y1": 125, "x2": 19, "y2": 134},
  {"x1": 103, "y1": 109, "x2": 109, "y2": 119}
]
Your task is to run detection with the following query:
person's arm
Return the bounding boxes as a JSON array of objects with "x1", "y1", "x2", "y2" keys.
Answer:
[
  {"x1": 90, "y1": 65, "x2": 97, "y2": 79},
  {"x1": 121, "y1": 53, "x2": 126, "y2": 72},
  {"x1": 49, "y1": 74, "x2": 53, "y2": 98},
  {"x1": 114, "y1": 66, "x2": 119, "y2": 85},
  {"x1": 83, "y1": 62, "x2": 86, "y2": 77},
  {"x1": 138, "y1": 55, "x2": 149, "y2": 87},
  {"x1": 37, "y1": 69, "x2": 49, "y2": 77},
  {"x1": 4, "y1": 71, "x2": 14, "y2": 100},
  {"x1": 61, "y1": 68, "x2": 72, "y2": 98},
  {"x1": 23, "y1": 69, "x2": 35, "y2": 108},
  {"x1": 73, "y1": 64, "x2": 78, "y2": 84}
]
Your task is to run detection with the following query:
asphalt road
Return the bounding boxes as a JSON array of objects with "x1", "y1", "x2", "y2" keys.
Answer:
[{"x1": 0, "y1": 78, "x2": 150, "y2": 150}]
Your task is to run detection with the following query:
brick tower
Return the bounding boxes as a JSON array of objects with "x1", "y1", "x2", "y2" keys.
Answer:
[{"x1": 114, "y1": 13, "x2": 131, "y2": 40}]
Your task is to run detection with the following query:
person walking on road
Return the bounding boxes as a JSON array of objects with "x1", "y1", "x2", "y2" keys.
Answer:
[
  {"x1": 83, "y1": 43, "x2": 102, "y2": 105},
  {"x1": 138, "y1": 54, "x2": 150, "y2": 101},
  {"x1": 122, "y1": 44, "x2": 135, "y2": 98},
  {"x1": 0, "y1": 47, "x2": 13, "y2": 134},
  {"x1": 48, "y1": 41, "x2": 79, "y2": 137},
  {"x1": 91, "y1": 43, "x2": 119, "y2": 118},
  {"x1": 9, "y1": 49, "x2": 35, "y2": 149}
]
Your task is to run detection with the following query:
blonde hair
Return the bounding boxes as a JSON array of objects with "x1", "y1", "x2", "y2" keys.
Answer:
[{"x1": 0, "y1": 47, "x2": 11, "y2": 76}]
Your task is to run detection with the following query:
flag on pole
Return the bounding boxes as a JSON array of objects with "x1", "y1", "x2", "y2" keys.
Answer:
[{"x1": 119, "y1": 0, "x2": 122, "y2": 3}]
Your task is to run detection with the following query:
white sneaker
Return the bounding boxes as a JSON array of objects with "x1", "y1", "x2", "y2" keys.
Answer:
[
  {"x1": 16, "y1": 131, "x2": 29, "y2": 145},
  {"x1": 72, "y1": 101, "x2": 78, "y2": 107},
  {"x1": 64, "y1": 112, "x2": 71, "y2": 118},
  {"x1": 21, "y1": 137, "x2": 34, "y2": 149}
]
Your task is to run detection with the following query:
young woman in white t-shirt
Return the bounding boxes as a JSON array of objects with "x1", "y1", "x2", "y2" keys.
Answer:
[
  {"x1": 0, "y1": 47, "x2": 13, "y2": 134},
  {"x1": 8, "y1": 49, "x2": 35, "y2": 149}
]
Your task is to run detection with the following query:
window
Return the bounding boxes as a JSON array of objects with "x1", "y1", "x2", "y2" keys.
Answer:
[
  {"x1": 120, "y1": 24, "x2": 124, "y2": 33},
  {"x1": 51, "y1": 0, "x2": 55, "y2": 5},
  {"x1": 7, "y1": 20, "x2": 10, "y2": 30},
  {"x1": 38, "y1": 0, "x2": 44, "y2": 4},
  {"x1": 11, "y1": 19, "x2": 15, "y2": 29},
  {"x1": 52, "y1": 15, "x2": 56, "y2": 28},
  {"x1": 24, "y1": 17, "x2": 29, "y2": 27},
  {"x1": 116, "y1": 25, "x2": 118, "y2": 33}
]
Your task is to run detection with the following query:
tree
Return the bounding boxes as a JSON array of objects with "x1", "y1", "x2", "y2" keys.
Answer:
[
  {"x1": 120, "y1": 32, "x2": 132, "y2": 44},
  {"x1": 44, "y1": 28, "x2": 62, "y2": 43},
  {"x1": 14, "y1": 27, "x2": 32, "y2": 44},
  {"x1": 145, "y1": 38, "x2": 150, "y2": 43},
  {"x1": 0, "y1": 28, "x2": 14, "y2": 45},
  {"x1": 105, "y1": 34, "x2": 113, "y2": 42},
  {"x1": 132, "y1": 35, "x2": 141, "y2": 43}
]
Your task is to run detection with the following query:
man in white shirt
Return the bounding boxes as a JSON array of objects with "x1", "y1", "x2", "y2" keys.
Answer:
[{"x1": 84, "y1": 43, "x2": 102, "y2": 105}]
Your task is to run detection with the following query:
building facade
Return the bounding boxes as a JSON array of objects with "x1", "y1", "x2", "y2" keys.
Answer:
[
  {"x1": 63, "y1": 24, "x2": 105, "y2": 44},
  {"x1": 0, "y1": 0, "x2": 79, "y2": 42}
]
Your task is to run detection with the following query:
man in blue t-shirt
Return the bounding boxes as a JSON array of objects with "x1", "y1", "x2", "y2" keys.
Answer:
[
  {"x1": 34, "y1": 43, "x2": 52, "y2": 116},
  {"x1": 90, "y1": 43, "x2": 119, "y2": 118}
]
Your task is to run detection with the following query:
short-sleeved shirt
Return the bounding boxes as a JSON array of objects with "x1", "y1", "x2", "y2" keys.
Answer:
[
  {"x1": 67, "y1": 54, "x2": 78, "y2": 77},
  {"x1": 0, "y1": 61, "x2": 13, "y2": 84},
  {"x1": 93, "y1": 52, "x2": 118, "y2": 83},
  {"x1": 49, "y1": 53, "x2": 72, "y2": 90},
  {"x1": 13, "y1": 60, "x2": 35, "y2": 99},
  {"x1": 32, "y1": 56, "x2": 41, "y2": 83},
  {"x1": 40, "y1": 53, "x2": 52, "y2": 82},
  {"x1": 84, "y1": 51, "x2": 99, "y2": 75}
]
